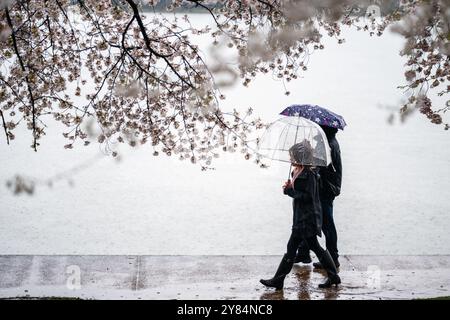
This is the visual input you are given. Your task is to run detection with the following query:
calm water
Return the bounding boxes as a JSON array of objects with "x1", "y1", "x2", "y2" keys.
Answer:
[{"x1": 1, "y1": 14, "x2": 449, "y2": 255}]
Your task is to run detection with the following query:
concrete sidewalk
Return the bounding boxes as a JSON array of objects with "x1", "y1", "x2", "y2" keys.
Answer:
[{"x1": 0, "y1": 255, "x2": 449, "y2": 300}]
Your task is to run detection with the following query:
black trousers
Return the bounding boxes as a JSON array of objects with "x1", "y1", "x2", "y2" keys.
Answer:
[
  {"x1": 286, "y1": 231, "x2": 327, "y2": 261},
  {"x1": 298, "y1": 197, "x2": 339, "y2": 261}
]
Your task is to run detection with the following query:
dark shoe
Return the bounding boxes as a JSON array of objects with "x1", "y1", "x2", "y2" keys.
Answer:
[
  {"x1": 259, "y1": 276, "x2": 286, "y2": 290},
  {"x1": 260, "y1": 254, "x2": 294, "y2": 290},
  {"x1": 316, "y1": 250, "x2": 341, "y2": 289},
  {"x1": 294, "y1": 252, "x2": 312, "y2": 264},
  {"x1": 318, "y1": 275, "x2": 341, "y2": 288},
  {"x1": 313, "y1": 259, "x2": 340, "y2": 269}
]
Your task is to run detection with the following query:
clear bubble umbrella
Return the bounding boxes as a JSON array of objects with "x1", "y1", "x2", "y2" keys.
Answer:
[{"x1": 255, "y1": 116, "x2": 331, "y2": 175}]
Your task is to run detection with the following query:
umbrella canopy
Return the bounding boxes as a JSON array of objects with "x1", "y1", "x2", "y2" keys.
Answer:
[
  {"x1": 256, "y1": 117, "x2": 331, "y2": 167},
  {"x1": 279, "y1": 104, "x2": 347, "y2": 130}
]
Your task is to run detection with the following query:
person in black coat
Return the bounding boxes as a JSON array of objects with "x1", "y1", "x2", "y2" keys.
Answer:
[
  {"x1": 260, "y1": 141, "x2": 341, "y2": 290},
  {"x1": 295, "y1": 125, "x2": 342, "y2": 268}
]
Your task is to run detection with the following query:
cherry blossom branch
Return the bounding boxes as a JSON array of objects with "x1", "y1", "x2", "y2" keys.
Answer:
[
  {"x1": 124, "y1": 0, "x2": 194, "y2": 89},
  {"x1": 5, "y1": 5, "x2": 37, "y2": 151}
]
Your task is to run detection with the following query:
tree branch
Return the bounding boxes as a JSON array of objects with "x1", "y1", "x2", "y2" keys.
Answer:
[
  {"x1": 5, "y1": 6, "x2": 37, "y2": 151},
  {"x1": 0, "y1": 110, "x2": 10, "y2": 145},
  {"x1": 123, "y1": 0, "x2": 194, "y2": 89}
]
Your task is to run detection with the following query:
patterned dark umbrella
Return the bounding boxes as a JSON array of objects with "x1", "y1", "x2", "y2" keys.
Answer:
[{"x1": 279, "y1": 104, "x2": 347, "y2": 130}]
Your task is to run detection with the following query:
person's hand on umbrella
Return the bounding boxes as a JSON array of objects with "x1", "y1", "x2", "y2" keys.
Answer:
[{"x1": 283, "y1": 179, "x2": 292, "y2": 190}]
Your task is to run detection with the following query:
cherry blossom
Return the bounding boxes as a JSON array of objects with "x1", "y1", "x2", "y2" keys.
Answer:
[{"x1": 0, "y1": 0, "x2": 448, "y2": 172}]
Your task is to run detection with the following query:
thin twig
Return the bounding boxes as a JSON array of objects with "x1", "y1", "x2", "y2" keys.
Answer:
[{"x1": 0, "y1": 110, "x2": 10, "y2": 145}]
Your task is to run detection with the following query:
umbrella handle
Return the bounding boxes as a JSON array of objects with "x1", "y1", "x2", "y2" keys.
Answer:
[{"x1": 287, "y1": 163, "x2": 292, "y2": 181}]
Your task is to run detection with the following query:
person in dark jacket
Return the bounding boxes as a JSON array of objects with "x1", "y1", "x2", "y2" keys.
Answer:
[
  {"x1": 295, "y1": 125, "x2": 342, "y2": 268},
  {"x1": 260, "y1": 142, "x2": 341, "y2": 290}
]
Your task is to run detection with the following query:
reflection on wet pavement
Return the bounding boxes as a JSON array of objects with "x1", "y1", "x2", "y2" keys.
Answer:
[
  {"x1": 0, "y1": 255, "x2": 449, "y2": 300},
  {"x1": 294, "y1": 265, "x2": 312, "y2": 300}
]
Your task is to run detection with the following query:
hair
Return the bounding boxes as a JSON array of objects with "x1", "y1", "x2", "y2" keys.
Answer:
[
  {"x1": 289, "y1": 140, "x2": 314, "y2": 166},
  {"x1": 320, "y1": 125, "x2": 338, "y2": 140}
]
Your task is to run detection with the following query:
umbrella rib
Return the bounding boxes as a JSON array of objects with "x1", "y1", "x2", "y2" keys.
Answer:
[
  {"x1": 270, "y1": 121, "x2": 290, "y2": 162},
  {"x1": 286, "y1": 116, "x2": 301, "y2": 179},
  {"x1": 293, "y1": 116, "x2": 300, "y2": 144}
]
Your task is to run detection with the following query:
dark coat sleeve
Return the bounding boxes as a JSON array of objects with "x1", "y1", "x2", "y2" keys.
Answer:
[
  {"x1": 330, "y1": 138, "x2": 342, "y2": 188},
  {"x1": 283, "y1": 177, "x2": 312, "y2": 203},
  {"x1": 320, "y1": 137, "x2": 342, "y2": 198}
]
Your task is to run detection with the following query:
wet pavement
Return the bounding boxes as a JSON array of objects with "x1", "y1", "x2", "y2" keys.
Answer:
[{"x1": 0, "y1": 255, "x2": 449, "y2": 300}]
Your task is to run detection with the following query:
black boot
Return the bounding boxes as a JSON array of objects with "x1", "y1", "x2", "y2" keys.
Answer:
[
  {"x1": 316, "y1": 250, "x2": 341, "y2": 288},
  {"x1": 260, "y1": 254, "x2": 294, "y2": 290},
  {"x1": 295, "y1": 241, "x2": 312, "y2": 264},
  {"x1": 294, "y1": 251, "x2": 312, "y2": 264},
  {"x1": 313, "y1": 258, "x2": 340, "y2": 269}
]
